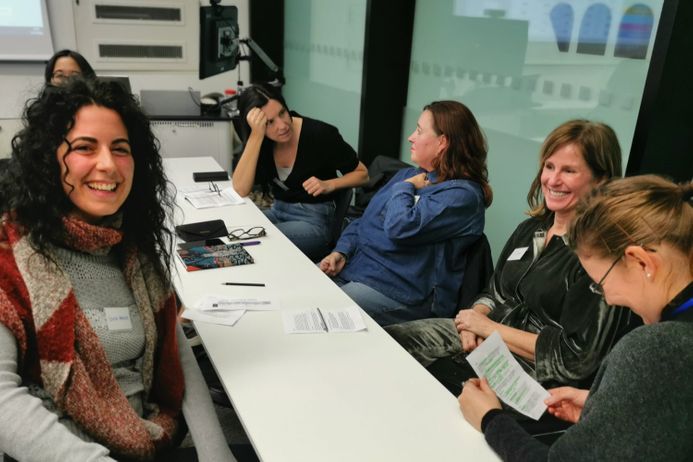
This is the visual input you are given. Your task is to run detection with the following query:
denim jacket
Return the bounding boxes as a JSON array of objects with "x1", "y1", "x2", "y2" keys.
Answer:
[{"x1": 335, "y1": 167, "x2": 485, "y2": 318}]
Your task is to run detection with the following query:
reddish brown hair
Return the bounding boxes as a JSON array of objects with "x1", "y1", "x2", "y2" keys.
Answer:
[{"x1": 425, "y1": 100, "x2": 492, "y2": 207}]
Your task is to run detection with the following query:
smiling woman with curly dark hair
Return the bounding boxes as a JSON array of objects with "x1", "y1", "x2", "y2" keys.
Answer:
[
  {"x1": 0, "y1": 79, "x2": 234, "y2": 461},
  {"x1": 3, "y1": 78, "x2": 172, "y2": 278}
]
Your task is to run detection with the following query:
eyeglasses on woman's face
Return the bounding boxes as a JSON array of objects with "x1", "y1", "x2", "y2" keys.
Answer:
[
  {"x1": 589, "y1": 256, "x2": 621, "y2": 296},
  {"x1": 52, "y1": 71, "x2": 82, "y2": 83},
  {"x1": 588, "y1": 245, "x2": 657, "y2": 296},
  {"x1": 51, "y1": 56, "x2": 83, "y2": 85}
]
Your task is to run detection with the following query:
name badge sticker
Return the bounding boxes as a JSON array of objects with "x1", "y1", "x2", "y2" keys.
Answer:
[
  {"x1": 104, "y1": 307, "x2": 133, "y2": 331},
  {"x1": 507, "y1": 247, "x2": 528, "y2": 261}
]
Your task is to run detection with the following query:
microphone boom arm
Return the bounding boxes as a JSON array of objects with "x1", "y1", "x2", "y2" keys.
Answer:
[
  {"x1": 217, "y1": 37, "x2": 284, "y2": 110},
  {"x1": 237, "y1": 37, "x2": 285, "y2": 86}
]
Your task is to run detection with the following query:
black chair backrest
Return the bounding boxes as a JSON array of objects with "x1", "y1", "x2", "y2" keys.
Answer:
[
  {"x1": 350, "y1": 155, "x2": 411, "y2": 217},
  {"x1": 457, "y1": 234, "x2": 494, "y2": 309},
  {"x1": 330, "y1": 186, "x2": 353, "y2": 247}
]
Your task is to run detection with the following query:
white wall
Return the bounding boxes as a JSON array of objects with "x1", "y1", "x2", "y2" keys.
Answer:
[{"x1": 0, "y1": 0, "x2": 250, "y2": 155}]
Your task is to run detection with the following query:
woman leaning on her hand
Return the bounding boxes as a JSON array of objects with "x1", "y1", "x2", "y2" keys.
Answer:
[
  {"x1": 460, "y1": 175, "x2": 693, "y2": 461},
  {"x1": 232, "y1": 84, "x2": 368, "y2": 261}
]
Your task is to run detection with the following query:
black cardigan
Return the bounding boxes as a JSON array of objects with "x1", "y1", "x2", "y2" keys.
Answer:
[{"x1": 254, "y1": 112, "x2": 359, "y2": 203}]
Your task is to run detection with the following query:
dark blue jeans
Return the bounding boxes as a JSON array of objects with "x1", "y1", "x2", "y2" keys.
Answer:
[
  {"x1": 333, "y1": 276, "x2": 434, "y2": 326},
  {"x1": 264, "y1": 199, "x2": 334, "y2": 261}
]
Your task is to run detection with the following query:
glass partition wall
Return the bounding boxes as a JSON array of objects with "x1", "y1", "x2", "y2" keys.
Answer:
[
  {"x1": 401, "y1": 0, "x2": 664, "y2": 260},
  {"x1": 283, "y1": 0, "x2": 367, "y2": 149}
]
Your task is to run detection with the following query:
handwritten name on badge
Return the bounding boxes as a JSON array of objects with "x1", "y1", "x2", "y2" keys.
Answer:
[
  {"x1": 104, "y1": 307, "x2": 133, "y2": 331},
  {"x1": 507, "y1": 246, "x2": 528, "y2": 261}
]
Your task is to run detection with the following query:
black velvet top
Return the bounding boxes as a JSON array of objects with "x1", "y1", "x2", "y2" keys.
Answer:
[{"x1": 473, "y1": 215, "x2": 641, "y2": 388}]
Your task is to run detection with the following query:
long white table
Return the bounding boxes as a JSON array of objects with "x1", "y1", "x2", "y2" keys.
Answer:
[{"x1": 165, "y1": 157, "x2": 499, "y2": 462}]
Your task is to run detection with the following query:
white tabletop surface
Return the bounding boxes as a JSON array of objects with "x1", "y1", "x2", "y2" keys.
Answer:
[{"x1": 164, "y1": 157, "x2": 499, "y2": 462}]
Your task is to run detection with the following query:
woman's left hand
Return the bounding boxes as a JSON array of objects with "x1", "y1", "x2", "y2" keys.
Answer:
[
  {"x1": 459, "y1": 378, "x2": 502, "y2": 432},
  {"x1": 455, "y1": 309, "x2": 496, "y2": 338},
  {"x1": 404, "y1": 172, "x2": 429, "y2": 189},
  {"x1": 303, "y1": 176, "x2": 335, "y2": 196}
]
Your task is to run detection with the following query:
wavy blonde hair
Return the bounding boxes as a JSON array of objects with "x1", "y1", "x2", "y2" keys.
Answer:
[
  {"x1": 569, "y1": 175, "x2": 693, "y2": 274},
  {"x1": 527, "y1": 120, "x2": 622, "y2": 217}
]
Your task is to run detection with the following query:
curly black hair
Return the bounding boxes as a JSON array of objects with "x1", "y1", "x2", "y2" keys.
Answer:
[{"x1": 0, "y1": 78, "x2": 175, "y2": 282}]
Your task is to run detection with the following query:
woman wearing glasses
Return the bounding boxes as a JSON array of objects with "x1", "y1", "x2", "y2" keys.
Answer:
[
  {"x1": 460, "y1": 175, "x2": 693, "y2": 460},
  {"x1": 386, "y1": 120, "x2": 638, "y2": 398},
  {"x1": 0, "y1": 79, "x2": 233, "y2": 461},
  {"x1": 45, "y1": 49, "x2": 96, "y2": 86},
  {"x1": 233, "y1": 84, "x2": 368, "y2": 261},
  {"x1": 320, "y1": 100, "x2": 492, "y2": 325}
]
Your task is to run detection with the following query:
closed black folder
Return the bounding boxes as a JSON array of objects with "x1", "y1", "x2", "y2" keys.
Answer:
[
  {"x1": 193, "y1": 171, "x2": 229, "y2": 182},
  {"x1": 175, "y1": 219, "x2": 228, "y2": 242}
]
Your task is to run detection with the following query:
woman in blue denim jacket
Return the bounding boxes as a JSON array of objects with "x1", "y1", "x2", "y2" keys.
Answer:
[{"x1": 320, "y1": 100, "x2": 493, "y2": 325}]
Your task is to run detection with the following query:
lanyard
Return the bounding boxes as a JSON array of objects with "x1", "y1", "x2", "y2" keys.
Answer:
[{"x1": 671, "y1": 297, "x2": 693, "y2": 317}]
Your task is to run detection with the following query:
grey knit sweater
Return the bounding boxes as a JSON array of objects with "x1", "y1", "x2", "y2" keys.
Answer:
[{"x1": 0, "y1": 246, "x2": 234, "y2": 461}]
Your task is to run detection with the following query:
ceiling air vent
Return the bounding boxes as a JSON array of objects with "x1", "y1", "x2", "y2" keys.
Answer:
[
  {"x1": 94, "y1": 5, "x2": 181, "y2": 22},
  {"x1": 99, "y1": 43, "x2": 183, "y2": 59}
]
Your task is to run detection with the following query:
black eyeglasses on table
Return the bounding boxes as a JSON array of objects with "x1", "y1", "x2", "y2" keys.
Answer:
[{"x1": 227, "y1": 226, "x2": 266, "y2": 241}]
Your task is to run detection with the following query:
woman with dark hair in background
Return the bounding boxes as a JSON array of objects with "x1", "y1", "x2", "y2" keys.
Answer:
[
  {"x1": 460, "y1": 175, "x2": 693, "y2": 461},
  {"x1": 0, "y1": 79, "x2": 234, "y2": 461},
  {"x1": 386, "y1": 120, "x2": 638, "y2": 400},
  {"x1": 320, "y1": 100, "x2": 493, "y2": 325},
  {"x1": 233, "y1": 84, "x2": 368, "y2": 261},
  {"x1": 44, "y1": 49, "x2": 96, "y2": 86}
]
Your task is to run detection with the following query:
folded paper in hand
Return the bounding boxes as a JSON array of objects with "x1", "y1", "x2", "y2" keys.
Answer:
[
  {"x1": 175, "y1": 219, "x2": 228, "y2": 242},
  {"x1": 177, "y1": 243, "x2": 254, "y2": 271},
  {"x1": 466, "y1": 331, "x2": 550, "y2": 420}
]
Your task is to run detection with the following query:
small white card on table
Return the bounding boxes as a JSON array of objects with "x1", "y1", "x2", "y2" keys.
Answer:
[
  {"x1": 181, "y1": 308, "x2": 245, "y2": 327},
  {"x1": 195, "y1": 295, "x2": 280, "y2": 312}
]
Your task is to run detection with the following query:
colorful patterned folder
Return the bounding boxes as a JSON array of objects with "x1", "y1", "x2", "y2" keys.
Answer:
[{"x1": 177, "y1": 243, "x2": 254, "y2": 271}]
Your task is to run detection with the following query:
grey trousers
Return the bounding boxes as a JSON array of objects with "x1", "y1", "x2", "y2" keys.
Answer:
[{"x1": 385, "y1": 318, "x2": 466, "y2": 367}]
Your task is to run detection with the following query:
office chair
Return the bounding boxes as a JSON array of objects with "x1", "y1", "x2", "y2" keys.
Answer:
[
  {"x1": 349, "y1": 155, "x2": 410, "y2": 219},
  {"x1": 329, "y1": 186, "x2": 354, "y2": 248},
  {"x1": 426, "y1": 234, "x2": 571, "y2": 443},
  {"x1": 425, "y1": 233, "x2": 494, "y2": 392},
  {"x1": 457, "y1": 233, "x2": 494, "y2": 309}
]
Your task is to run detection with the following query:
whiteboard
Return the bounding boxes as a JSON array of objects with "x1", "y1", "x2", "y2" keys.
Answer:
[{"x1": 0, "y1": 0, "x2": 54, "y2": 61}]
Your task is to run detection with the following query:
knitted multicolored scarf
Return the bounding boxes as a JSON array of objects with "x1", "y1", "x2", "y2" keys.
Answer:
[{"x1": 0, "y1": 216, "x2": 184, "y2": 460}]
